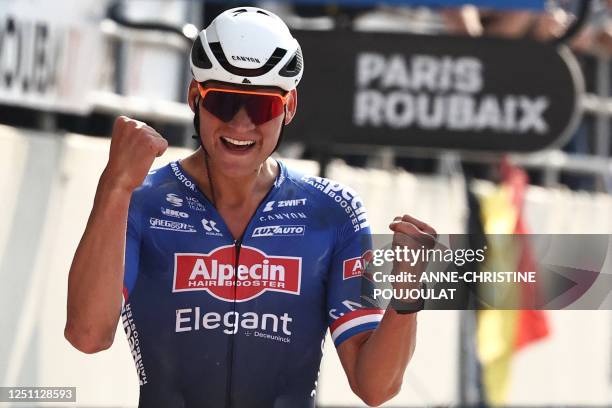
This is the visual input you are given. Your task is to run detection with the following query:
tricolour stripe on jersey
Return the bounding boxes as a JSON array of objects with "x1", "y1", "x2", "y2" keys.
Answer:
[{"x1": 330, "y1": 309, "x2": 384, "y2": 346}]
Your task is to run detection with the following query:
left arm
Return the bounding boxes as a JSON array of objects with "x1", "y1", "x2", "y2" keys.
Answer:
[
  {"x1": 335, "y1": 214, "x2": 436, "y2": 407},
  {"x1": 337, "y1": 310, "x2": 417, "y2": 407}
]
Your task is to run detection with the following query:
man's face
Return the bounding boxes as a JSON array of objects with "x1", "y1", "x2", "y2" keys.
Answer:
[{"x1": 188, "y1": 80, "x2": 297, "y2": 177}]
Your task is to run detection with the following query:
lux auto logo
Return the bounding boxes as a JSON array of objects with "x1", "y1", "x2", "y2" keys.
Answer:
[
  {"x1": 173, "y1": 245, "x2": 302, "y2": 302},
  {"x1": 252, "y1": 225, "x2": 305, "y2": 237}
]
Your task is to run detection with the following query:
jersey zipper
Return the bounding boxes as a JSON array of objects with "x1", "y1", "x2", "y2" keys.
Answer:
[{"x1": 225, "y1": 238, "x2": 242, "y2": 408}]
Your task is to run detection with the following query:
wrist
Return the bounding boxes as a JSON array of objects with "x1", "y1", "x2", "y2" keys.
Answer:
[
  {"x1": 99, "y1": 168, "x2": 136, "y2": 196},
  {"x1": 96, "y1": 170, "x2": 135, "y2": 210},
  {"x1": 389, "y1": 283, "x2": 426, "y2": 315}
]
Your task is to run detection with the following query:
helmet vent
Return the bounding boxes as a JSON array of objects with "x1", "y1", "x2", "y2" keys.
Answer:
[
  {"x1": 191, "y1": 38, "x2": 212, "y2": 69},
  {"x1": 256, "y1": 10, "x2": 270, "y2": 16},
  {"x1": 232, "y1": 9, "x2": 248, "y2": 16},
  {"x1": 279, "y1": 47, "x2": 303, "y2": 78}
]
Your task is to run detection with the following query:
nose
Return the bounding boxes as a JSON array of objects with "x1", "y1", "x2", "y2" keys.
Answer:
[{"x1": 226, "y1": 106, "x2": 256, "y2": 132}]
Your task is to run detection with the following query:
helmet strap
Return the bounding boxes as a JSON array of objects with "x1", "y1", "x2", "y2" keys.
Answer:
[
  {"x1": 191, "y1": 96, "x2": 217, "y2": 206},
  {"x1": 272, "y1": 108, "x2": 287, "y2": 154},
  {"x1": 192, "y1": 95, "x2": 202, "y2": 142}
]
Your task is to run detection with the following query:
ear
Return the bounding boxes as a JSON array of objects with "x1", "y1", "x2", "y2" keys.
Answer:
[
  {"x1": 284, "y1": 89, "x2": 298, "y2": 125},
  {"x1": 187, "y1": 79, "x2": 199, "y2": 112}
]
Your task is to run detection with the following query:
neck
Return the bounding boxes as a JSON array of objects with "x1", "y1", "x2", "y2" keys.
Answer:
[{"x1": 182, "y1": 149, "x2": 278, "y2": 208}]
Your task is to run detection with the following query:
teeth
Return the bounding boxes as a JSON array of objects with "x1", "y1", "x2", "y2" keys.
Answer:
[{"x1": 222, "y1": 136, "x2": 255, "y2": 146}]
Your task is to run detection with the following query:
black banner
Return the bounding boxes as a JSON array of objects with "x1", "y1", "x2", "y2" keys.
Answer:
[{"x1": 289, "y1": 30, "x2": 584, "y2": 153}]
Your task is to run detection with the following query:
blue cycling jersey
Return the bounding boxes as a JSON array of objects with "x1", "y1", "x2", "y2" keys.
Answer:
[{"x1": 121, "y1": 159, "x2": 383, "y2": 408}]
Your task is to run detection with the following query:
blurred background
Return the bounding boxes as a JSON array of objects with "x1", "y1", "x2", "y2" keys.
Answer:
[{"x1": 1, "y1": 0, "x2": 612, "y2": 407}]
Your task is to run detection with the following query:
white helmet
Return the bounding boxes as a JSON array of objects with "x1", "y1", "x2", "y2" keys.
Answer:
[{"x1": 190, "y1": 7, "x2": 304, "y2": 91}]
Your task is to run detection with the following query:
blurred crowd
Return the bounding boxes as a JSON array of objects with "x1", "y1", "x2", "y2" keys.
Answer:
[{"x1": 204, "y1": 1, "x2": 612, "y2": 53}]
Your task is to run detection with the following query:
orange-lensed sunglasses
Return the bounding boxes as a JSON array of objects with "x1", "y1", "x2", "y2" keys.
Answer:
[{"x1": 197, "y1": 83, "x2": 289, "y2": 125}]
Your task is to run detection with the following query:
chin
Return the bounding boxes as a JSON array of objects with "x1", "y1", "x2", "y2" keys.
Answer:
[{"x1": 211, "y1": 151, "x2": 270, "y2": 177}]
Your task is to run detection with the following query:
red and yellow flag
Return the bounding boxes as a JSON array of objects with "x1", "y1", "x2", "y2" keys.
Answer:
[{"x1": 477, "y1": 161, "x2": 549, "y2": 406}]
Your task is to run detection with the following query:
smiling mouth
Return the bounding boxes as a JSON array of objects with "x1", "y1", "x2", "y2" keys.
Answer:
[{"x1": 221, "y1": 136, "x2": 256, "y2": 151}]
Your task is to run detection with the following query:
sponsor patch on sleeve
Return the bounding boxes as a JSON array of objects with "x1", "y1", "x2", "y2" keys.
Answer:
[{"x1": 342, "y1": 250, "x2": 373, "y2": 280}]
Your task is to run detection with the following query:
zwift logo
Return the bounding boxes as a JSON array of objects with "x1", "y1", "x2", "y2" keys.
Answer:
[{"x1": 263, "y1": 198, "x2": 307, "y2": 212}]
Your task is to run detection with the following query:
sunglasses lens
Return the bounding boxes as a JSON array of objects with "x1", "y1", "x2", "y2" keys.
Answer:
[
  {"x1": 202, "y1": 90, "x2": 285, "y2": 125},
  {"x1": 202, "y1": 91, "x2": 243, "y2": 123},
  {"x1": 245, "y1": 95, "x2": 285, "y2": 125}
]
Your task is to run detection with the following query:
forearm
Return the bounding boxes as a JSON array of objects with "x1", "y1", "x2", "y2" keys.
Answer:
[
  {"x1": 65, "y1": 171, "x2": 131, "y2": 352},
  {"x1": 353, "y1": 309, "x2": 417, "y2": 403}
]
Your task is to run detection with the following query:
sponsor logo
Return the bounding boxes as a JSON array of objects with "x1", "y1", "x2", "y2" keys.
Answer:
[
  {"x1": 187, "y1": 196, "x2": 206, "y2": 212},
  {"x1": 161, "y1": 207, "x2": 189, "y2": 218},
  {"x1": 301, "y1": 176, "x2": 369, "y2": 232},
  {"x1": 175, "y1": 308, "x2": 293, "y2": 342},
  {"x1": 328, "y1": 299, "x2": 365, "y2": 320},
  {"x1": 252, "y1": 330, "x2": 291, "y2": 343},
  {"x1": 343, "y1": 250, "x2": 373, "y2": 280},
  {"x1": 201, "y1": 217, "x2": 222, "y2": 237},
  {"x1": 173, "y1": 245, "x2": 302, "y2": 302},
  {"x1": 263, "y1": 198, "x2": 307, "y2": 212},
  {"x1": 259, "y1": 212, "x2": 307, "y2": 222},
  {"x1": 274, "y1": 172, "x2": 286, "y2": 188},
  {"x1": 170, "y1": 162, "x2": 196, "y2": 192},
  {"x1": 252, "y1": 225, "x2": 305, "y2": 237},
  {"x1": 122, "y1": 303, "x2": 148, "y2": 385},
  {"x1": 232, "y1": 55, "x2": 261, "y2": 63},
  {"x1": 166, "y1": 193, "x2": 183, "y2": 207},
  {"x1": 149, "y1": 217, "x2": 196, "y2": 232}
]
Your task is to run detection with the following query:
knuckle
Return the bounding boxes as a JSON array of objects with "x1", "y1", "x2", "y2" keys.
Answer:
[
  {"x1": 402, "y1": 223, "x2": 420, "y2": 234},
  {"x1": 113, "y1": 116, "x2": 126, "y2": 131}
]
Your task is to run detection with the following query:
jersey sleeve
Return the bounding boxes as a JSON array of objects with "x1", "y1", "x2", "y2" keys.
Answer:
[
  {"x1": 123, "y1": 195, "x2": 142, "y2": 302},
  {"x1": 327, "y1": 210, "x2": 384, "y2": 348}
]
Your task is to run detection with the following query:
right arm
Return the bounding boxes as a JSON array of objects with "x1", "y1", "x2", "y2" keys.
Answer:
[{"x1": 64, "y1": 116, "x2": 168, "y2": 354}]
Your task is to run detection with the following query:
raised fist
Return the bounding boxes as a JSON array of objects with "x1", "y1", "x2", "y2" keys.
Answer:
[
  {"x1": 389, "y1": 214, "x2": 437, "y2": 290},
  {"x1": 104, "y1": 116, "x2": 168, "y2": 192}
]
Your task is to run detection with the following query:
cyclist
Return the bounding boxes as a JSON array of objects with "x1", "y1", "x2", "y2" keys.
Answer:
[{"x1": 65, "y1": 7, "x2": 436, "y2": 408}]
